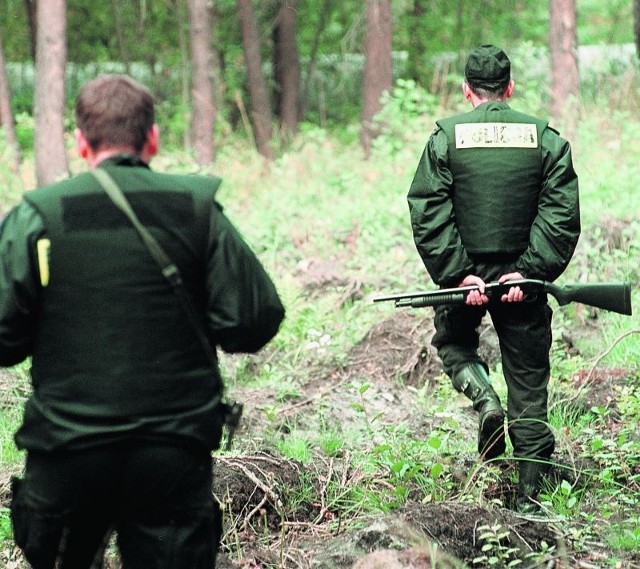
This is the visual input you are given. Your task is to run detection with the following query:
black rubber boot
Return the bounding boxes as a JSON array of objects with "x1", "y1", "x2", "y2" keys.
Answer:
[
  {"x1": 452, "y1": 363, "x2": 505, "y2": 460},
  {"x1": 516, "y1": 460, "x2": 549, "y2": 515}
]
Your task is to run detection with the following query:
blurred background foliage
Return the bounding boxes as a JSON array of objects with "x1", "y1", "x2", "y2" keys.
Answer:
[{"x1": 0, "y1": 0, "x2": 637, "y2": 150}]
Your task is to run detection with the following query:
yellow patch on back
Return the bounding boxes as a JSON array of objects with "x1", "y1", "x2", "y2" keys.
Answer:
[
  {"x1": 37, "y1": 238, "x2": 51, "y2": 287},
  {"x1": 455, "y1": 122, "x2": 538, "y2": 148}
]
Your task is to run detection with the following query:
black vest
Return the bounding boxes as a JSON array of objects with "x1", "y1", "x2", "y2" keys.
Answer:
[
  {"x1": 17, "y1": 156, "x2": 226, "y2": 451},
  {"x1": 437, "y1": 102, "x2": 548, "y2": 256}
]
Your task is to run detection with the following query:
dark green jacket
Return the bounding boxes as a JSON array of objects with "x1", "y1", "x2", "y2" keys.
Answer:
[
  {"x1": 0, "y1": 154, "x2": 285, "y2": 452},
  {"x1": 408, "y1": 101, "x2": 580, "y2": 286}
]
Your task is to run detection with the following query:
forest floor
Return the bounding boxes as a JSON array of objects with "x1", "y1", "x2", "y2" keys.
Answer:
[
  {"x1": 206, "y1": 307, "x2": 638, "y2": 569},
  {"x1": 2, "y1": 290, "x2": 636, "y2": 568},
  {"x1": 0, "y1": 207, "x2": 638, "y2": 569}
]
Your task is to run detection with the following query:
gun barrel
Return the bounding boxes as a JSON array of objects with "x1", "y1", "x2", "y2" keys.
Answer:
[{"x1": 397, "y1": 291, "x2": 467, "y2": 308}]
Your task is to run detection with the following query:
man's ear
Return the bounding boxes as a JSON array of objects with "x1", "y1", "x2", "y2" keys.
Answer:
[
  {"x1": 145, "y1": 124, "x2": 159, "y2": 158},
  {"x1": 75, "y1": 128, "x2": 90, "y2": 159},
  {"x1": 462, "y1": 81, "x2": 473, "y2": 101},
  {"x1": 505, "y1": 80, "x2": 515, "y2": 99}
]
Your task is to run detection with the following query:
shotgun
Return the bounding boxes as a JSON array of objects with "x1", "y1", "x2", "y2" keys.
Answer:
[{"x1": 373, "y1": 279, "x2": 632, "y2": 315}]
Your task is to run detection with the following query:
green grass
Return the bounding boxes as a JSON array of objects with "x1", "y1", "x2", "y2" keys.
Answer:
[{"x1": 0, "y1": 409, "x2": 22, "y2": 468}]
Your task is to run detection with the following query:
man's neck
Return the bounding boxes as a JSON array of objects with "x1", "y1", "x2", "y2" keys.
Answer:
[{"x1": 88, "y1": 147, "x2": 143, "y2": 169}]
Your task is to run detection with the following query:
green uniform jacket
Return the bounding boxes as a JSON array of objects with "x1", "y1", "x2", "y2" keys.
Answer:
[
  {"x1": 408, "y1": 101, "x2": 580, "y2": 287},
  {"x1": 0, "y1": 154, "x2": 285, "y2": 452}
]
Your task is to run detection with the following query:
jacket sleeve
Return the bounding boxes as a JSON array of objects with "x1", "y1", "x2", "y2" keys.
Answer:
[
  {"x1": 205, "y1": 205, "x2": 285, "y2": 354},
  {"x1": 407, "y1": 129, "x2": 474, "y2": 287},
  {"x1": 515, "y1": 129, "x2": 581, "y2": 281},
  {"x1": 0, "y1": 203, "x2": 45, "y2": 366}
]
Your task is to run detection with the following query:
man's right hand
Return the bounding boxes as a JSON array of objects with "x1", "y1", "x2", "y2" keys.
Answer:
[{"x1": 459, "y1": 275, "x2": 489, "y2": 305}]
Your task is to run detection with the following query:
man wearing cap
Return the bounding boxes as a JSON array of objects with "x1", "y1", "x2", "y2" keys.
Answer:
[{"x1": 407, "y1": 45, "x2": 580, "y2": 513}]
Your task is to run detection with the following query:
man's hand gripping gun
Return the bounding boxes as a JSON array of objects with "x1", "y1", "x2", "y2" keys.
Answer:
[{"x1": 373, "y1": 279, "x2": 632, "y2": 316}]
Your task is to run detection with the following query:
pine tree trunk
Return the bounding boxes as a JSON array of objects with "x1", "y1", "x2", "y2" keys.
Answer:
[
  {"x1": 549, "y1": 0, "x2": 579, "y2": 139},
  {"x1": 23, "y1": 0, "x2": 37, "y2": 61},
  {"x1": 361, "y1": 0, "x2": 392, "y2": 159},
  {"x1": 34, "y1": 0, "x2": 68, "y2": 186},
  {"x1": 237, "y1": 0, "x2": 274, "y2": 160},
  {"x1": 0, "y1": 32, "x2": 21, "y2": 172},
  {"x1": 188, "y1": 0, "x2": 216, "y2": 164},
  {"x1": 273, "y1": 0, "x2": 300, "y2": 138}
]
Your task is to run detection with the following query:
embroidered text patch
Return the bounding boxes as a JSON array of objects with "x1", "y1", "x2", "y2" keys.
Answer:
[{"x1": 455, "y1": 122, "x2": 538, "y2": 148}]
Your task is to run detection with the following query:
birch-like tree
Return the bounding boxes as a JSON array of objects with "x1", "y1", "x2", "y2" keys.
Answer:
[{"x1": 34, "y1": 0, "x2": 68, "y2": 185}]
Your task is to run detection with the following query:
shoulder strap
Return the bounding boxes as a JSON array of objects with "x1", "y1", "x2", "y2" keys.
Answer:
[
  {"x1": 91, "y1": 168, "x2": 217, "y2": 367},
  {"x1": 91, "y1": 169, "x2": 180, "y2": 282}
]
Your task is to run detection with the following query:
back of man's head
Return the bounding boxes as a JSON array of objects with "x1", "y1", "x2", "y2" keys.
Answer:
[
  {"x1": 75, "y1": 74, "x2": 155, "y2": 153},
  {"x1": 464, "y1": 45, "x2": 511, "y2": 98}
]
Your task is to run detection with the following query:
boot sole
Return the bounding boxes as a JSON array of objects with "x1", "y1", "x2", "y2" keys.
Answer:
[{"x1": 478, "y1": 410, "x2": 506, "y2": 460}]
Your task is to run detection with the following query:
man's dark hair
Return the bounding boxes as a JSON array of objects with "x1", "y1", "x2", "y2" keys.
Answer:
[
  {"x1": 467, "y1": 82, "x2": 510, "y2": 101},
  {"x1": 75, "y1": 74, "x2": 155, "y2": 152}
]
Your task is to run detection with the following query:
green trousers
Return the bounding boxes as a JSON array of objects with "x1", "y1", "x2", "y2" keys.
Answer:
[{"x1": 432, "y1": 289, "x2": 555, "y2": 461}]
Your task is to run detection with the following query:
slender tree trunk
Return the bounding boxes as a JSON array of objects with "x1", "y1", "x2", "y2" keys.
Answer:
[
  {"x1": 300, "y1": 0, "x2": 332, "y2": 118},
  {"x1": 634, "y1": 0, "x2": 640, "y2": 60},
  {"x1": 209, "y1": 5, "x2": 225, "y2": 125},
  {"x1": 34, "y1": 0, "x2": 68, "y2": 186},
  {"x1": 0, "y1": 32, "x2": 21, "y2": 172},
  {"x1": 273, "y1": 0, "x2": 300, "y2": 137},
  {"x1": 175, "y1": 0, "x2": 191, "y2": 149},
  {"x1": 187, "y1": 0, "x2": 215, "y2": 164},
  {"x1": 23, "y1": 0, "x2": 37, "y2": 61},
  {"x1": 237, "y1": 0, "x2": 274, "y2": 160},
  {"x1": 361, "y1": 0, "x2": 392, "y2": 159},
  {"x1": 111, "y1": 0, "x2": 132, "y2": 75},
  {"x1": 407, "y1": 0, "x2": 427, "y2": 84},
  {"x1": 549, "y1": 0, "x2": 579, "y2": 139}
]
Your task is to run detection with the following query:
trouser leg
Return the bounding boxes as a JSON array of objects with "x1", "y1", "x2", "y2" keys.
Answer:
[
  {"x1": 59, "y1": 516, "x2": 112, "y2": 568},
  {"x1": 433, "y1": 304, "x2": 505, "y2": 459},
  {"x1": 10, "y1": 475, "x2": 64, "y2": 569},
  {"x1": 490, "y1": 300, "x2": 554, "y2": 511},
  {"x1": 12, "y1": 450, "x2": 115, "y2": 569},
  {"x1": 490, "y1": 300, "x2": 554, "y2": 460},
  {"x1": 116, "y1": 445, "x2": 219, "y2": 569},
  {"x1": 432, "y1": 304, "x2": 486, "y2": 376}
]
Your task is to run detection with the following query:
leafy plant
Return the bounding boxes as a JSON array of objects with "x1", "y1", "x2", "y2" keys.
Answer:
[{"x1": 472, "y1": 523, "x2": 522, "y2": 567}]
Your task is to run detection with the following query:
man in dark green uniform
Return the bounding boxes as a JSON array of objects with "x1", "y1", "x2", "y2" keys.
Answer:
[
  {"x1": 1, "y1": 75, "x2": 285, "y2": 567},
  {"x1": 407, "y1": 45, "x2": 580, "y2": 513}
]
